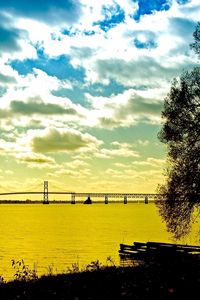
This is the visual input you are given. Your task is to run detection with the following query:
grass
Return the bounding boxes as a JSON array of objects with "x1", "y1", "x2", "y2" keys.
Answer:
[{"x1": 0, "y1": 253, "x2": 199, "y2": 299}]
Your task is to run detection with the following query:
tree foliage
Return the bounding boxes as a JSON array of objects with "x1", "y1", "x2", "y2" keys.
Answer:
[
  {"x1": 190, "y1": 22, "x2": 200, "y2": 58},
  {"x1": 157, "y1": 22, "x2": 200, "y2": 239},
  {"x1": 157, "y1": 67, "x2": 200, "y2": 239}
]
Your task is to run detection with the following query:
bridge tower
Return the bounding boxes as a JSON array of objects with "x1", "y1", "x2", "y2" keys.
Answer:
[
  {"x1": 105, "y1": 195, "x2": 108, "y2": 204},
  {"x1": 71, "y1": 193, "x2": 75, "y2": 204},
  {"x1": 124, "y1": 195, "x2": 127, "y2": 204},
  {"x1": 43, "y1": 181, "x2": 49, "y2": 204}
]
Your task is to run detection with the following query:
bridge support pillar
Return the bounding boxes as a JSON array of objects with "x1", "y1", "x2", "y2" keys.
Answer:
[
  {"x1": 105, "y1": 195, "x2": 108, "y2": 204},
  {"x1": 71, "y1": 193, "x2": 75, "y2": 204},
  {"x1": 144, "y1": 196, "x2": 148, "y2": 204},
  {"x1": 124, "y1": 195, "x2": 127, "y2": 204},
  {"x1": 43, "y1": 181, "x2": 49, "y2": 204}
]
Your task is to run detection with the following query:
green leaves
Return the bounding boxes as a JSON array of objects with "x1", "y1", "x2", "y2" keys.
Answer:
[{"x1": 157, "y1": 67, "x2": 200, "y2": 238}]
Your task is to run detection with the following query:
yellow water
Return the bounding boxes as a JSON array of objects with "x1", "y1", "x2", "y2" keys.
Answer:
[{"x1": 0, "y1": 204, "x2": 199, "y2": 280}]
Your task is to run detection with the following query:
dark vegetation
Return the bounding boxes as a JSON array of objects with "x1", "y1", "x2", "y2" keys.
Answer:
[
  {"x1": 157, "y1": 23, "x2": 200, "y2": 238},
  {"x1": 190, "y1": 22, "x2": 200, "y2": 58},
  {"x1": 0, "y1": 254, "x2": 200, "y2": 300}
]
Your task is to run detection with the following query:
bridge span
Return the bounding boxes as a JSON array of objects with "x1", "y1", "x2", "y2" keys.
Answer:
[
  {"x1": 0, "y1": 191, "x2": 161, "y2": 204},
  {"x1": 0, "y1": 181, "x2": 162, "y2": 204}
]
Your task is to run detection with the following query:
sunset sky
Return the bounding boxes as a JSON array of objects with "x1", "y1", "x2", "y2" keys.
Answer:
[{"x1": 0, "y1": 0, "x2": 199, "y2": 194}]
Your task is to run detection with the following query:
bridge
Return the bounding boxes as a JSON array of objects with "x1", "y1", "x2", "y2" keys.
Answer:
[{"x1": 0, "y1": 181, "x2": 161, "y2": 204}]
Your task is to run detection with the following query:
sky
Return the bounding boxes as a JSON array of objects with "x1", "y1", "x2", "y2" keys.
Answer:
[{"x1": 0, "y1": 0, "x2": 199, "y2": 195}]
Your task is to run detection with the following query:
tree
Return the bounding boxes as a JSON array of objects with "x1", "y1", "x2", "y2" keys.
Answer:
[
  {"x1": 190, "y1": 22, "x2": 200, "y2": 58},
  {"x1": 157, "y1": 22, "x2": 200, "y2": 239},
  {"x1": 157, "y1": 68, "x2": 200, "y2": 238}
]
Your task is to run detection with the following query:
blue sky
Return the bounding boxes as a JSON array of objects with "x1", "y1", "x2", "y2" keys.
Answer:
[{"x1": 0, "y1": 0, "x2": 199, "y2": 194}]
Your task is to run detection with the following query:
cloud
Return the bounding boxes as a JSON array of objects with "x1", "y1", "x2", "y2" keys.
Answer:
[
  {"x1": 32, "y1": 0, "x2": 197, "y2": 89},
  {"x1": 0, "y1": 0, "x2": 82, "y2": 25},
  {"x1": 5, "y1": 170, "x2": 14, "y2": 175},
  {"x1": 0, "y1": 17, "x2": 42, "y2": 60},
  {"x1": 91, "y1": 56, "x2": 194, "y2": 86},
  {"x1": 1, "y1": 0, "x2": 196, "y2": 88},
  {"x1": 0, "y1": 61, "x2": 20, "y2": 87},
  {"x1": 86, "y1": 88, "x2": 164, "y2": 128},
  {"x1": 62, "y1": 159, "x2": 89, "y2": 169},
  {"x1": 16, "y1": 68, "x2": 70, "y2": 94},
  {"x1": 0, "y1": 73, "x2": 16, "y2": 84},
  {"x1": 31, "y1": 128, "x2": 102, "y2": 153},
  {"x1": 15, "y1": 153, "x2": 57, "y2": 168},
  {"x1": 10, "y1": 99, "x2": 77, "y2": 116},
  {"x1": 0, "y1": 139, "x2": 19, "y2": 155},
  {"x1": 0, "y1": 109, "x2": 11, "y2": 119},
  {"x1": 70, "y1": 46, "x2": 95, "y2": 59},
  {"x1": 169, "y1": 17, "x2": 196, "y2": 38},
  {"x1": 52, "y1": 167, "x2": 91, "y2": 179},
  {"x1": 105, "y1": 168, "x2": 123, "y2": 177},
  {"x1": 0, "y1": 14, "x2": 27, "y2": 55},
  {"x1": 0, "y1": 68, "x2": 77, "y2": 111},
  {"x1": 115, "y1": 94, "x2": 163, "y2": 117},
  {"x1": 132, "y1": 157, "x2": 166, "y2": 167},
  {"x1": 98, "y1": 117, "x2": 123, "y2": 128},
  {"x1": 96, "y1": 142, "x2": 140, "y2": 158},
  {"x1": 0, "y1": 26, "x2": 21, "y2": 52},
  {"x1": 103, "y1": 158, "x2": 165, "y2": 182},
  {"x1": 0, "y1": 13, "x2": 37, "y2": 61},
  {"x1": 137, "y1": 139, "x2": 150, "y2": 146},
  {"x1": 178, "y1": 0, "x2": 200, "y2": 21}
]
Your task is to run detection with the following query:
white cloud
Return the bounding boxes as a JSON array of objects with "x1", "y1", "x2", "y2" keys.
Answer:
[
  {"x1": 84, "y1": 88, "x2": 164, "y2": 128},
  {"x1": 62, "y1": 159, "x2": 89, "y2": 169},
  {"x1": 51, "y1": 167, "x2": 91, "y2": 179},
  {"x1": 96, "y1": 142, "x2": 139, "y2": 158},
  {"x1": 22, "y1": 0, "x2": 197, "y2": 89},
  {"x1": 5, "y1": 170, "x2": 14, "y2": 175},
  {"x1": 137, "y1": 139, "x2": 150, "y2": 146},
  {"x1": 103, "y1": 166, "x2": 165, "y2": 184},
  {"x1": 0, "y1": 0, "x2": 199, "y2": 67},
  {"x1": 0, "y1": 62, "x2": 19, "y2": 87},
  {"x1": 132, "y1": 158, "x2": 166, "y2": 167},
  {"x1": 0, "y1": 68, "x2": 73, "y2": 109}
]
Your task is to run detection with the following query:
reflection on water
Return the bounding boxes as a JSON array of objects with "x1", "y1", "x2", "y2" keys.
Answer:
[{"x1": 0, "y1": 203, "x2": 199, "y2": 280}]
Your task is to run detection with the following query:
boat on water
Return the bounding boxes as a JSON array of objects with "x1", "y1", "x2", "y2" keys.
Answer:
[{"x1": 84, "y1": 196, "x2": 92, "y2": 204}]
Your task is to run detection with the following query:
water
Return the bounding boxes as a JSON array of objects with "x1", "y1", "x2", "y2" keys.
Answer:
[{"x1": 0, "y1": 203, "x2": 199, "y2": 280}]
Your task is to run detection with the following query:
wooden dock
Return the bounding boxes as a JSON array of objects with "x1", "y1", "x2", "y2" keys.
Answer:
[{"x1": 119, "y1": 241, "x2": 200, "y2": 261}]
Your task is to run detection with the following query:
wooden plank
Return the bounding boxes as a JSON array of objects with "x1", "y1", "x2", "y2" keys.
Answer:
[
  {"x1": 147, "y1": 241, "x2": 200, "y2": 250},
  {"x1": 120, "y1": 244, "x2": 137, "y2": 250},
  {"x1": 133, "y1": 242, "x2": 147, "y2": 247},
  {"x1": 119, "y1": 251, "x2": 147, "y2": 259},
  {"x1": 119, "y1": 242, "x2": 200, "y2": 259},
  {"x1": 133, "y1": 243, "x2": 147, "y2": 250},
  {"x1": 176, "y1": 246, "x2": 200, "y2": 252}
]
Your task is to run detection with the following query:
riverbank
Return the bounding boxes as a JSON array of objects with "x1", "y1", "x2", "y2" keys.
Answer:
[{"x1": 0, "y1": 254, "x2": 199, "y2": 299}]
